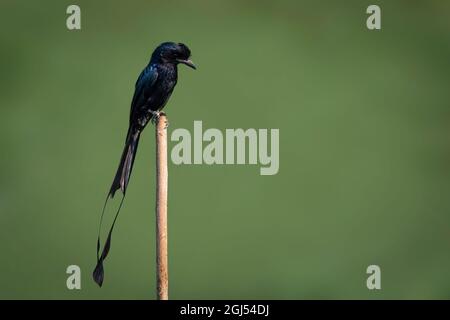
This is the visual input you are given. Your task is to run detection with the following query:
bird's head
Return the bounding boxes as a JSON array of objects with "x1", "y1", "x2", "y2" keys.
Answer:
[{"x1": 152, "y1": 42, "x2": 196, "y2": 70}]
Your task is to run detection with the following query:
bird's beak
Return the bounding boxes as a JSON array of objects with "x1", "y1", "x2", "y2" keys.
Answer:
[{"x1": 177, "y1": 59, "x2": 196, "y2": 70}]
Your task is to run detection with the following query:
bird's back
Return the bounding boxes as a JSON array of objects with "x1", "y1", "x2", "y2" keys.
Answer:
[{"x1": 130, "y1": 63, "x2": 178, "y2": 129}]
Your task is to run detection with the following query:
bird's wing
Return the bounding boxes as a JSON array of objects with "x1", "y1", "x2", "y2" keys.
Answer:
[{"x1": 129, "y1": 64, "x2": 158, "y2": 121}]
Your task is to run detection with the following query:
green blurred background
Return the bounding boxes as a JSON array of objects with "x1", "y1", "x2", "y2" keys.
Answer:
[{"x1": 1, "y1": 0, "x2": 450, "y2": 299}]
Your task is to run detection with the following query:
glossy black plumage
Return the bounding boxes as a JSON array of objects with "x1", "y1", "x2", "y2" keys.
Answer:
[{"x1": 93, "y1": 42, "x2": 195, "y2": 287}]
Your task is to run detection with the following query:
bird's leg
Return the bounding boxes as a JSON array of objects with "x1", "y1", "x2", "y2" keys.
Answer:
[
  {"x1": 150, "y1": 110, "x2": 161, "y2": 124},
  {"x1": 150, "y1": 111, "x2": 169, "y2": 128}
]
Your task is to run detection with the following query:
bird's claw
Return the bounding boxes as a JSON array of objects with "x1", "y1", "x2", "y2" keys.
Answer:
[
  {"x1": 150, "y1": 111, "x2": 169, "y2": 128},
  {"x1": 150, "y1": 111, "x2": 161, "y2": 124}
]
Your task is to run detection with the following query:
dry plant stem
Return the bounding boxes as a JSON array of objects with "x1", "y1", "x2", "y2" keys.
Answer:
[{"x1": 155, "y1": 113, "x2": 168, "y2": 300}]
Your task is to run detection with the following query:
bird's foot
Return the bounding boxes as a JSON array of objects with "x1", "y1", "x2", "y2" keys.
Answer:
[
  {"x1": 150, "y1": 111, "x2": 161, "y2": 125},
  {"x1": 151, "y1": 111, "x2": 169, "y2": 128}
]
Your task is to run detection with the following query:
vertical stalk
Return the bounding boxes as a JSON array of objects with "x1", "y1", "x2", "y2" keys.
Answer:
[{"x1": 155, "y1": 114, "x2": 168, "y2": 300}]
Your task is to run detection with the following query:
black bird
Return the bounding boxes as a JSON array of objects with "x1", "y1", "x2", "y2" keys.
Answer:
[{"x1": 93, "y1": 42, "x2": 196, "y2": 287}]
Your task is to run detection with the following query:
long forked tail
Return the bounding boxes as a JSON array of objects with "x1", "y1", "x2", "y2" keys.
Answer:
[
  {"x1": 109, "y1": 127, "x2": 141, "y2": 198},
  {"x1": 93, "y1": 127, "x2": 141, "y2": 287}
]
